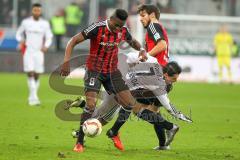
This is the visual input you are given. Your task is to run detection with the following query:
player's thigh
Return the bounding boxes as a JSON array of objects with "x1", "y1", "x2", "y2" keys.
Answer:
[
  {"x1": 223, "y1": 56, "x2": 231, "y2": 67},
  {"x1": 115, "y1": 90, "x2": 136, "y2": 107},
  {"x1": 108, "y1": 70, "x2": 134, "y2": 106},
  {"x1": 217, "y1": 56, "x2": 224, "y2": 68},
  {"x1": 23, "y1": 52, "x2": 34, "y2": 72},
  {"x1": 84, "y1": 70, "x2": 102, "y2": 93},
  {"x1": 34, "y1": 51, "x2": 44, "y2": 73},
  {"x1": 84, "y1": 70, "x2": 102, "y2": 108},
  {"x1": 85, "y1": 91, "x2": 98, "y2": 109},
  {"x1": 109, "y1": 70, "x2": 129, "y2": 94}
]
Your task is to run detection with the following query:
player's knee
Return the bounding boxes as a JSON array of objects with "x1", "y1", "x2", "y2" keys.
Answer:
[
  {"x1": 86, "y1": 100, "x2": 96, "y2": 110},
  {"x1": 86, "y1": 97, "x2": 96, "y2": 109},
  {"x1": 27, "y1": 72, "x2": 34, "y2": 77}
]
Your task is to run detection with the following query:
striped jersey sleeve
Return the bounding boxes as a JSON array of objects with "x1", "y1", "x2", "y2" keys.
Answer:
[
  {"x1": 123, "y1": 27, "x2": 132, "y2": 41},
  {"x1": 82, "y1": 21, "x2": 106, "y2": 39},
  {"x1": 147, "y1": 23, "x2": 165, "y2": 43}
]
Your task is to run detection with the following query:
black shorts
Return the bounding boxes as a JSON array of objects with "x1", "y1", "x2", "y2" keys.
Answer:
[
  {"x1": 130, "y1": 84, "x2": 173, "y2": 107},
  {"x1": 84, "y1": 69, "x2": 129, "y2": 94},
  {"x1": 131, "y1": 89, "x2": 162, "y2": 107}
]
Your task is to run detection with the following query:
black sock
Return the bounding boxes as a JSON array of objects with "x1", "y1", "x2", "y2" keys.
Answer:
[
  {"x1": 138, "y1": 109, "x2": 173, "y2": 130},
  {"x1": 77, "y1": 107, "x2": 94, "y2": 144},
  {"x1": 154, "y1": 124, "x2": 166, "y2": 147},
  {"x1": 110, "y1": 107, "x2": 132, "y2": 135}
]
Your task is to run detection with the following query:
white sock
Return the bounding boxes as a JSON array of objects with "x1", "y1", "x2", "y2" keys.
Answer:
[
  {"x1": 27, "y1": 77, "x2": 36, "y2": 101},
  {"x1": 35, "y1": 79, "x2": 40, "y2": 100}
]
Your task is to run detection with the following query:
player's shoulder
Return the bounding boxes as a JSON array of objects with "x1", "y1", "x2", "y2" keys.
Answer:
[
  {"x1": 21, "y1": 16, "x2": 32, "y2": 23},
  {"x1": 39, "y1": 18, "x2": 50, "y2": 25},
  {"x1": 122, "y1": 26, "x2": 129, "y2": 30},
  {"x1": 86, "y1": 20, "x2": 106, "y2": 31},
  {"x1": 122, "y1": 26, "x2": 130, "y2": 32},
  {"x1": 147, "y1": 22, "x2": 163, "y2": 33},
  {"x1": 93, "y1": 20, "x2": 107, "y2": 27}
]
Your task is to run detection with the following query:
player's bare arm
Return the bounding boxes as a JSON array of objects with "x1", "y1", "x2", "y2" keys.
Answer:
[
  {"x1": 148, "y1": 40, "x2": 167, "y2": 57},
  {"x1": 127, "y1": 38, "x2": 147, "y2": 61},
  {"x1": 60, "y1": 32, "x2": 85, "y2": 76},
  {"x1": 127, "y1": 38, "x2": 142, "y2": 51}
]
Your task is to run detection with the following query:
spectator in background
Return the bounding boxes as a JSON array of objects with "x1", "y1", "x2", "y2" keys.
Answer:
[
  {"x1": 16, "y1": 3, "x2": 53, "y2": 106},
  {"x1": 65, "y1": 2, "x2": 83, "y2": 37},
  {"x1": 0, "y1": 0, "x2": 12, "y2": 25},
  {"x1": 51, "y1": 9, "x2": 66, "y2": 51},
  {"x1": 214, "y1": 25, "x2": 233, "y2": 82}
]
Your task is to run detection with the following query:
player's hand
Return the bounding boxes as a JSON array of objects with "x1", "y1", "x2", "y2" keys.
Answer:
[
  {"x1": 41, "y1": 47, "x2": 48, "y2": 53},
  {"x1": 60, "y1": 61, "x2": 70, "y2": 77},
  {"x1": 18, "y1": 41, "x2": 26, "y2": 54},
  {"x1": 138, "y1": 49, "x2": 148, "y2": 62},
  {"x1": 17, "y1": 41, "x2": 25, "y2": 49}
]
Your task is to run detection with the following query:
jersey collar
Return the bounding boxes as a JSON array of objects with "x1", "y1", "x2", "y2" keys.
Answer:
[{"x1": 106, "y1": 19, "x2": 113, "y2": 32}]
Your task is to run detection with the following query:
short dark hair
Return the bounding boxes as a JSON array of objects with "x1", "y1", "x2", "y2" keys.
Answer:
[
  {"x1": 32, "y1": 3, "x2": 42, "y2": 8},
  {"x1": 163, "y1": 61, "x2": 182, "y2": 76},
  {"x1": 112, "y1": 9, "x2": 128, "y2": 21},
  {"x1": 137, "y1": 4, "x2": 160, "y2": 19}
]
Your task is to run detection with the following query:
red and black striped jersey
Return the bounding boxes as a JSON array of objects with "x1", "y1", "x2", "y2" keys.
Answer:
[
  {"x1": 145, "y1": 22, "x2": 169, "y2": 66},
  {"x1": 82, "y1": 20, "x2": 132, "y2": 73}
]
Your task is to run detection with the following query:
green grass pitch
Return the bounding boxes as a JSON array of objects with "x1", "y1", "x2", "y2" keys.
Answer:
[{"x1": 0, "y1": 73, "x2": 240, "y2": 160}]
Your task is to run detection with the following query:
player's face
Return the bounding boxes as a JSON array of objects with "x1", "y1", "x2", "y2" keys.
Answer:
[
  {"x1": 109, "y1": 17, "x2": 125, "y2": 33},
  {"x1": 164, "y1": 73, "x2": 179, "y2": 84},
  {"x1": 139, "y1": 10, "x2": 150, "y2": 28},
  {"x1": 32, "y1": 7, "x2": 42, "y2": 20}
]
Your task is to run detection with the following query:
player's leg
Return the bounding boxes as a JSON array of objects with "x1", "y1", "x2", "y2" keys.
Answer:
[
  {"x1": 147, "y1": 104, "x2": 173, "y2": 149},
  {"x1": 133, "y1": 105, "x2": 179, "y2": 146},
  {"x1": 217, "y1": 56, "x2": 223, "y2": 80},
  {"x1": 103, "y1": 70, "x2": 134, "y2": 150},
  {"x1": 153, "y1": 124, "x2": 168, "y2": 150},
  {"x1": 74, "y1": 70, "x2": 101, "y2": 152},
  {"x1": 26, "y1": 72, "x2": 38, "y2": 105},
  {"x1": 32, "y1": 72, "x2": 40, "y2": 103},
  {"x1": 225, "y1": 56, "x2": 232, "y2": 81},
  {"x1": 146, "y1": 104, "x2": 167, "y2": 149},
  {"x1": 23, "y1": 51, "x2": 39, "y2": 105},
  {"x1": 32, "y1": 50, "x2": 45, "y2": 105}
]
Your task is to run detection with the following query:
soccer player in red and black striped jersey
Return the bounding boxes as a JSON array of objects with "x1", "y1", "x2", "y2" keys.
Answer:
[
  {"x1": 139, "y1": 4, "x2": 169, "y2": 66},
  {"x1": 106, "y1": 5, "x2": 173, "y2": 151},
  {"x1": 60, "y1": 9, "x2": 158, "y2": 152}
]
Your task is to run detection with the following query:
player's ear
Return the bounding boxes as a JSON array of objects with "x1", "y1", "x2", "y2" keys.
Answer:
[{"x1": 149, "y1": 12, "x2": 156, "y2": 19}]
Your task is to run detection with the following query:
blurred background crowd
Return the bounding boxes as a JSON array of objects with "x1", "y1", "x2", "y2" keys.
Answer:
[{"x1": 0, "y1": 0, "x2": 240, "y2": 83}]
